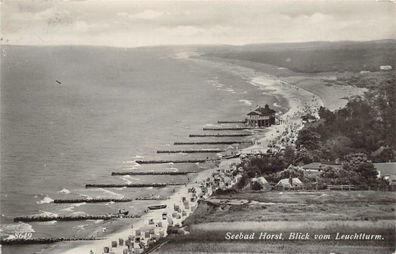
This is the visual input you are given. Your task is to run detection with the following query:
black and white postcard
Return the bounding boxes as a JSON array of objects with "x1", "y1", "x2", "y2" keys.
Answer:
[{"x1": 1, "y1": 1, "x2": 395, "y2": 253}]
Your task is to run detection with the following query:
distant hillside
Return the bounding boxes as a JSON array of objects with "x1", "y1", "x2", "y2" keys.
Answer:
[{"x1": 201, "y1": 40, "x2": 396, "y2": 73}]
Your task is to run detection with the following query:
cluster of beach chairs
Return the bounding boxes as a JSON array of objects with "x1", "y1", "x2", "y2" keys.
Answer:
[{"x1": 97, "y1": 161, "x2": 243, "y2": 254}]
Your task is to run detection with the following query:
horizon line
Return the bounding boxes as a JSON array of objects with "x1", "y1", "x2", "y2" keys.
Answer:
[{"x1": 2, "y1": 38, "x2": 396, "y2": 50}]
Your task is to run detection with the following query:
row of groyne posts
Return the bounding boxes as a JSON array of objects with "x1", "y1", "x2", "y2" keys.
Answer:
[{"x1": 2, "y1": 119, "x2": 256, "y2": 249}]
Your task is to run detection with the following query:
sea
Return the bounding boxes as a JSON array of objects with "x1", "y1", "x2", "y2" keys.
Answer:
[{"x1": 0, "y1": 45, "x2": 283, "y2": 254}]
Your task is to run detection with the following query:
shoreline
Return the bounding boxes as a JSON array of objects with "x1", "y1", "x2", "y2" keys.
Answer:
[
  {"x1": 51, "y1": 54, "x2": 324, "y2": 254},
  {"x1": 46, "y1": 53, "x2": 359, "y2": 254}
]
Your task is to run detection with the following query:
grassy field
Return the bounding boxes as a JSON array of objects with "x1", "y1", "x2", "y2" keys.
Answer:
[{"x1": 152, "y1": 191, "x2": 396, "y2": 254}]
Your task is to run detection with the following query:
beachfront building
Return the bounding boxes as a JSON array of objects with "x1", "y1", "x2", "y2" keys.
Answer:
[{"x1": 246, "y1": 104, "x2": 276, "y2": 128}]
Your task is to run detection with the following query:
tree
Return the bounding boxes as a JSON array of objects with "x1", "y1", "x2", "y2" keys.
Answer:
[
  {"x1": 283, "y1": 146, "x2": 296, "y2": 165},
  {"x1": 318, "y1": 106, "x2": 335, "y2": 122},
  {"x1": 320, "y1": 166, "x2": 360, "y2": 185},
  {"x1": 294, "y1": 148, "x2": 314, "y2": 164},
  {"x1": 342, "y1": 153, "x2": 378, "y2": 186},
  {"x1": 296, "y1": 128, "x2": 321, "y2": 150}
]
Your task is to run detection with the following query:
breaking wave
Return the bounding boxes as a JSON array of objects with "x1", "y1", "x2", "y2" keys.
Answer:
[{"x1": 37, "y1": 196, "x2": 54, "y2": 204}]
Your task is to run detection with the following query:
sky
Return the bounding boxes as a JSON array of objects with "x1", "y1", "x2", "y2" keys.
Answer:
[{"x1": 1, "y1": 0, "x2": 396, "y2": 47}]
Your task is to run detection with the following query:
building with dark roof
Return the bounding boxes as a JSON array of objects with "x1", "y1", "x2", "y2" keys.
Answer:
[{"x1": 246, "y1": 104, "x2": 276, "y2": 127}]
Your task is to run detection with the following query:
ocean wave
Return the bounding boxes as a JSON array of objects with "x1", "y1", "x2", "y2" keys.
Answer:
[
  {"x1": 121, "y1": 176, "x2": 132, "y2": 184},
  {"x1": 166, "y1": 167, "x2": 179, "y2": 171},
  {"x1": 60, "y1": 206, "x2": 75, "y2": 212},
  {"x1": 60, "y1": 202, "x2": 86, "y2": 212},
  {"x1": 121, "y1": 175, "x2": 140, "y2": 181},
  {"x1": 123, "y1": 160, "x2": 142, "y2": 168},
  {"x1": 0, "y1": 222, "x2": 35, "y2": 234},
  {"x1": 37, "y1": 196, "x2": 54, "y2": 204},
  {"x1": 73, "y1": 202, "x2": 87, "y2": 207},
  {"x1": 204, "y1": 123, "x2": 216, "y2": 127},
  {"x1": 37, "y1": 220, "x2": 57, "y2": 225},
  {"x1": 58, "y1": 188, "x2": 71, "y2": 194},
  {"x1": 70, "y1": 211, "x2": 88, "y2": 217},
  {"x1": 239, "y1": 99, "x2": 252, "y2": 106},
  {"x1": 98, "y1": 188, "x2": 124, "y2": 199},
  {"x1": 78, "y1": 193, "x2": 93, "y2": 199},
  {"x1": 209, "y1": 80, "x2": 224, "y2": 88},
  {"x1": 86, "y1": 219, "x2": 104, "y2": 224},
  {"x1": 224, "y1": 88, "x2": 236, "y2": 93},
  {"x1": 74, "y1": 224, "x2": 88, "y2": 230},
  {"x1": 38, "y1": 211, "x2": 58, "y2": 217}
]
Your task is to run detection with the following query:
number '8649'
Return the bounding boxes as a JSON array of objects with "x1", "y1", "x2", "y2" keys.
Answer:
[{"x1": 14, "y1": 232, "x2": 32, "y2": 239}]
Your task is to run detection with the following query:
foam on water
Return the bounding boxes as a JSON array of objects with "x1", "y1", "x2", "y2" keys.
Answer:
[
  {"x1": 74, "y1": 224, "x2": 88, "y2": 230},
  {"x1": 60, "y1": 202, "x2": 86, "y2": 212},
  {"x1": 98, "y1": 188, "x2": 124, "y2": 199},
  {"x1": 37, "y1": 196, "x2": 54, "y2": 204},
  {"x1": 38, "y1": 211, "x2": 58, "y2": 217},
  {"x1": 58, "y1": 188, "x2": 71, "y2": 194},
  {"x1": 121, "y1": 175, "x2": 140, "y2": 181},
  {"x1": 224, "y1": 88, "x2": 236, "y2": 93},
  {"x1": 60, "y1": 206, "x2": 75, "y2": 212},
  {"x1": 78, "y1": 193, "x2": 93, "y2": 200},
  {"x1": 123, "y1": 160, "x2": 142, "y2": 168},
  {"x1": 70, "y1": 211, "x2": 87, "y2": 217},
  {"x1": 0, "y1": 222, "x2": 35, "y2": 234},
  {"x1": 38, "y1": 221, "x2": 57, "y2": 225},
  {"x1": 121, "y1": 176, "x2": 133, "y2": 184}
]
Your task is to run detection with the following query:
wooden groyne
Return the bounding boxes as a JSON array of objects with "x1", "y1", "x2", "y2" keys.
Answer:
[
  {"x1": 174, "y1": 141, "x2": 252, "y2": 145},
  {"x1": 135, "y1": 197, "x2": 169, "y2": 201},
  {"x1": 157, "y1": 149, "x2": 223, "y2": 154},
  {"x1": 136, "y1": 159, "x2": 206, "y2": 164},
  {"x1": 53, "y1": 198, "x2": 133, "y2": 203},
  {"x1": 203, "y1": 127, "x2": 253, "y2": 131},
  {"x1": 13, "y1": 214, "x2": 139, "y2": 222},
  {"x1": 217, "y1": 120, "x2": 246, "y2": 124},
  {"x1": 189, "y1": 134, "x2": 251, "y2": 137},
  {"x1": 111, "y1": 171, "x2": 192, "y2": 176},
  {"x1": 85, "y1": 183, "x2": 173, "y2": 188},
  {"x1": 0, "y1": 237, "x2": 99, "y2": 245}
]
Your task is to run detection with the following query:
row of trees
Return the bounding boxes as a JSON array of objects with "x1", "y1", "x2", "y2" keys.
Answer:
[
  {"x1": 236, "y1": 151, "x2": 386, "y2": 190},
  {"x1": 295, "y1": 73, "x2": 395, "y2": 163}
]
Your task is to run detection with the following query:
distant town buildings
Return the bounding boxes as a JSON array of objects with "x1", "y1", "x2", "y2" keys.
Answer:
[{"x1": 246, "y1": 104, "x2": 276, "y2": 128}]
